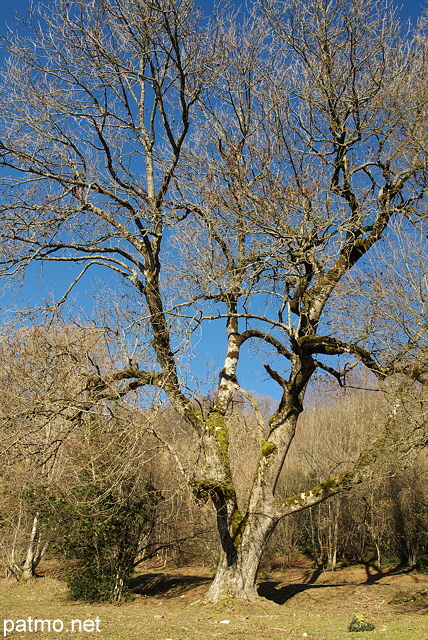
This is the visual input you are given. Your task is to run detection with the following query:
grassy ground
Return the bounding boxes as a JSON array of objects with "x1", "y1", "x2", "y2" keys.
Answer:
[{"x1": 0, "y1": 561, "x2": 427, "y2": 640}]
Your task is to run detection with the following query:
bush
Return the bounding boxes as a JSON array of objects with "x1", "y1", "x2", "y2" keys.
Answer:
[
  {"x1": 27, "y1": 471, "x2": 159, "y2": 602},
  {"x1": 67, "y1": 568, "x2": 129, "y2": 603},
  {"x1": 415, "y1": 556, "x2": 428, "y2": 574}
]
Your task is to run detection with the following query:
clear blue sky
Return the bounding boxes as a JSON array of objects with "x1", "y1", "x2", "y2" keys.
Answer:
[{"x1": 0, "y1": 0, "x2": 426, "y2": 28}]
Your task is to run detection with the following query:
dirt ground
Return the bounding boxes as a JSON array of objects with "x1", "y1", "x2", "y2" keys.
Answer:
[{"x1": 1, "y1": 559, "x2": 427, "y2": 640}]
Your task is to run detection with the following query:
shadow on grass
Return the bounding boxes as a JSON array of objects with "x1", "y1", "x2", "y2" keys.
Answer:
[
  {"x1": 129, "y1": 564, "x2": 420, "y2": 604},
  {"x1": 258, "y1": 580, "x2": 342, "y2": 604},
  {"x1": 363, "y1": 561, "x2": 413, "y2": 584},
  {"x1": 258, "y1": 563, "x2": 417, "y2": 605},
  {"x1": 129, "y1": 572, "x2": 211, "y2": 598},
  {"x1": 131, "y1": 571, "x2": 327, "y2": 603}
]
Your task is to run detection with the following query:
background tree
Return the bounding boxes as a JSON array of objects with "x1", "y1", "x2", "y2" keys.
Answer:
[
  {"x1": 0, "y1": 324, "x2": 167, "y2": 597},
  {"x1": 0, "y1": 0, "x2": 426, "y2": 602},
  {"x1": 269, "y1": 378, "x2": 428, "y2": 572},
  {"x1": 0, "y1": 325, "x2": 99, "y2": 580}
]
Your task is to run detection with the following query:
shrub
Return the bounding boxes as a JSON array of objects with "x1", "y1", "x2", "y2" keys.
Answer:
[
  {"x1": 27, "y1": 472, "x2": 159, "y2": 602},
  {"x1": 348, "y1": 614, "x2": 375, "y2": 632}
]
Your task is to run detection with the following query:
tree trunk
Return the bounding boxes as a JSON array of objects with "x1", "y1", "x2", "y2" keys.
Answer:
[
  {"x1": 200, "y1": 394, "x2": 304, "y2": 602},
  {"x1": 205, "y1": 549, "x2": 260, "y2": 601},
  {"x1": 22, "y1": 513, "x2": 47, "y2": 580},
  {"x1": 203, "y1": 511, "x2": 277, "y2": 602}
]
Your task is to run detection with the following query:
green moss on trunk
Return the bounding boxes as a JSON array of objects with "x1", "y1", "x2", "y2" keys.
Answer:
[
  {"x1": 231, "y1": 511, "x2": 248, "y2": 545},
  {"x1": 261, "y1": 439, "x2": 276, "y2": 456},
  {"x1": 281, "y1": 468, "x2": 358, "y2": 510},
  {"x1": 206, "y1": 411, "x2": 229, "y2": 464}
]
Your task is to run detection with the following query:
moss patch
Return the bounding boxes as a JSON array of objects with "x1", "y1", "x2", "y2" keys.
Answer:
[
  {"x1": 231, "y1": 511, "x2": 248, "y2": 545},
  {"x1": 206, "y1": 411, "x2": 230, "y2": 464},
  {"x1": 261, "y1": 439, "x2": 276, "y2": 457}
]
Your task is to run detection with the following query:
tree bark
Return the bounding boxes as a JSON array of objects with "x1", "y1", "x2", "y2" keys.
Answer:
[
  {"x1": 204, "y1": 511, "x2": 277, "y2": 602},
  {"x1": 22, "y1": 513, "x2": 47, "y2": 581}
]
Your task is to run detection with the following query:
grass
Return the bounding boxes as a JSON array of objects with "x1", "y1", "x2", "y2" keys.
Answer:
[{"x1": 0, "y1": 563, "x2": 427, "y2": 640}]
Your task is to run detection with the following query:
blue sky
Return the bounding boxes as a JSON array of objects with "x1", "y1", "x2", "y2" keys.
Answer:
[{"x1": 0, "y1": 0, "x2": 425, "y2": 28}]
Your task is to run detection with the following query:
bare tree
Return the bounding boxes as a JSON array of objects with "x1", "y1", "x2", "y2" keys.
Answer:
[
  {"x1": 0, "y1": 323, "x2": 165, "y2": 585},
  {"x1": 0, "y1": 324, "x2": 113, "y2": 579},
  {"x1": 0, "y1": 0, "x2": 427, "y2": 601}
]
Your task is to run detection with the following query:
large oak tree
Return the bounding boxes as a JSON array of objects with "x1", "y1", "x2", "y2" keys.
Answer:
[{"x1": 0, "y1": 0, "x2": 427, "y2": 600}]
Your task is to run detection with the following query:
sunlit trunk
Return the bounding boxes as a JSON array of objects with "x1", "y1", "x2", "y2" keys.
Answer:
[
  {"x1": 203, "y1": 512, "x2": 277, "y2": 602},
  {"x1": 22, "y1": 512, "x2": 47, "y2": 580}
]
